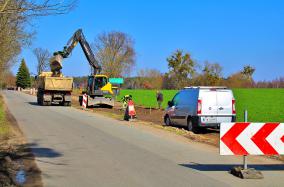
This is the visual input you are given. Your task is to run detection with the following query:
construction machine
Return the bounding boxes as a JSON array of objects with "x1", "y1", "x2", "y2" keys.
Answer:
[{"x1": 51, "y1": 29, "x2": 116, "y2": 108}]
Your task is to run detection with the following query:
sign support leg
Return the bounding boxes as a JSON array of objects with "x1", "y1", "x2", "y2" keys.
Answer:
[
  {"x1": 243, "y1": 155, "x2": 247, "y2": 170},
  {"x1": 243, "y1": 110, "x2": 248, "y2": 169},
  {"x1": 229, "y1": 109, "x2": 263, "y2": 179}
]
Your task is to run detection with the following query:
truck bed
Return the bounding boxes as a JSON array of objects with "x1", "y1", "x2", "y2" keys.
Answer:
[{"x1": 38, "y1": 76, "x2": 73, "y2": 91}]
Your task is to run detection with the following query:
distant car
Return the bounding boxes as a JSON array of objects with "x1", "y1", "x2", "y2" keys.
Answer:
[
  {"x1": 164, "y1": 86, "x2": 236, "y2": 133},
  {"x1": 6, "y1": 87, "x2": 16, "y2": 90}
]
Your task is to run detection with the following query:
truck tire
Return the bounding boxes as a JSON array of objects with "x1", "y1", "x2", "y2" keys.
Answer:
[
  {"x1": 37, "y1": 92, "x2": 44, "y2": 105},
  {"x1": 64, "y1": 102, "x2": 71, "y2": 107},
  {"x1": 39, "y1": 98, "x2": 44, "y2": 106},
  {"x1": 79, "y1": 96, "x2": 83, "y2": 106}
]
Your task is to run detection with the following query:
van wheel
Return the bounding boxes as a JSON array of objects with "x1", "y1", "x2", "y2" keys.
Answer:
[
  {"x1": 187, "y1": 118, "x2": 200, "y2": 134},
  {"x1": 187, "y1": 119, "x2": 193, "y2": 131},
  {"x1": 164, "y1": 115, "x2": 171, "y2": 126}
]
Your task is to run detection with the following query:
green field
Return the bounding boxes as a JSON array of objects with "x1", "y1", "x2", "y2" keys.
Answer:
[{"x1": 120, "y1": 89, "x2": 284, "y2": 122}]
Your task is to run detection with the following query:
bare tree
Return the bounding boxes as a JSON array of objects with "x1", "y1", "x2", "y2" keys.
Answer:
[
  {"x1": 33, "y1": 47, "x2": 51, "y2": 75},
  {"x1": 201, "y1": 61, "x2": 223, "y2": 86},
  {"x1": 137, "y1": 68, "x2": 163, "y2": 89},
  {"x1": 0, "y1": 0, "x2": 76, "y2": 84},
  {"x1": 0, "y1": 0, "x2": 77, "y2": 15},
  {"x1": 92, "y1": 31, "x2": 135, "y2": 77}
]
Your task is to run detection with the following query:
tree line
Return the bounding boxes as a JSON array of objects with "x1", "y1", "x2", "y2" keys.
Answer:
[
  {"x1": 0, "y1": 0, "x2": 76, "y2": 88},
  {"x1": 124, "y1": 50, "x2": 284, "y2": 89}
]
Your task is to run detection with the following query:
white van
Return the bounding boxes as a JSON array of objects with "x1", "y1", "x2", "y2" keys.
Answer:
[{"x1": 164, "y1": 86, "x2": 236, "y2": 133}]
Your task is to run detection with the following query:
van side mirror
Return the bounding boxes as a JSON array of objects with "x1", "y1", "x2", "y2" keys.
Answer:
[{"x1": 168, "y1": 101, "x2": 173, "y2": 107}]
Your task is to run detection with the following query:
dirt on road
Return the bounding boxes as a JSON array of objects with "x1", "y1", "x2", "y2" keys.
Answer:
[{"x1": 0, "y1": 95, "x2": 42, "y2": 187}]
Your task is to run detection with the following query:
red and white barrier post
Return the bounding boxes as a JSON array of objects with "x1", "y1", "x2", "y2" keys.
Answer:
[{"x1": 82, "y1": 93, "x2": 87, "y2": 109}]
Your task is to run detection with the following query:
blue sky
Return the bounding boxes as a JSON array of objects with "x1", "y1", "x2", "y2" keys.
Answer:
[{"x1": 16, "y1": 0, "x2": 284, "y2": 81}]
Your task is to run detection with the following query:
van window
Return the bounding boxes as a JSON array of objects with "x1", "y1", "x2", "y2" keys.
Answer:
[
  {"x1": 172, "y1": 93, "x2": 180, "y2": 106},
  {"x1": 179, "y1": 90, "x2": 191, "y2": 105}
]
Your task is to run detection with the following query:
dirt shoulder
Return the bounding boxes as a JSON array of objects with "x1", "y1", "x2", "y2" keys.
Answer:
[{"x1": 0, "y1": 94, "x2": 42, "y2": 187}]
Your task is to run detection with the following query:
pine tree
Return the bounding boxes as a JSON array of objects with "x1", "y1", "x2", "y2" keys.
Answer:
[{"x1": 16, "y1": 59, "x2": 31, "y2": 89}]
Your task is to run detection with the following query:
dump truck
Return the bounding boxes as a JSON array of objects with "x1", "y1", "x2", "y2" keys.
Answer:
[{"x1": 36, "y1": 72, "x2": 73, "y2": 106}]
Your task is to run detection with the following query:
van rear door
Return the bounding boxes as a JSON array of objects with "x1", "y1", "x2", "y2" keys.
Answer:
[
  {"x1": 216, "y1": 89, "x2": 233, "y2": 122},
  {"x1": 199, "y1": 90, "x2": 217, "y2": 123}
]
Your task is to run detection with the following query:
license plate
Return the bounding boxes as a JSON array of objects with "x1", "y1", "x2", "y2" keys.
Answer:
[{"x1": 201, "y1": 117, "x2": 217, "y2": 123}]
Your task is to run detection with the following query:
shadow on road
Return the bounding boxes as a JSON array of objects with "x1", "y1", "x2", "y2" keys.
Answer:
[
  {"x1": 0, "y1": 142, "x2": 63, "y2": 159},
  {"x1": 87, "y1": 104, "x2": 113, "y2": 109},
  {"x1": 25, "y1": 143, "x2": 63, "y2": 158},
  {"x1": 27, "y1": 102, "x2": 39, "y2": 106},
  {"x1": 27, "y1": 102, "x2": 63, "y2": 107},
  {"x1": 180, "y1": 163, "x2": 284, "y2": 171}
]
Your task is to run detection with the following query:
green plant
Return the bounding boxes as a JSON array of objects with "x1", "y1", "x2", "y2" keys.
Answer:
[{"x1": 16, "y1": 59, "x2": 31, "y2": 89}]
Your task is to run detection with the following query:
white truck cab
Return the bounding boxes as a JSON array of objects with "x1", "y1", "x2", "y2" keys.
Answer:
[{"x1": 164, "y1": 86, "x2": 236, "y2": 133}]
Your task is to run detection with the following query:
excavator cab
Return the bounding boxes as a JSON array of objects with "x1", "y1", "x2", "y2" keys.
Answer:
[{"x1": 87, "y1": 75, "x2": 113, "y2": 96}]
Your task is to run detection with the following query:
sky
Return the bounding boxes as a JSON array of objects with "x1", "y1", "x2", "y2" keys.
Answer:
[{"x1": 15, "y1": 0, "x2": 284, "y2": 81}]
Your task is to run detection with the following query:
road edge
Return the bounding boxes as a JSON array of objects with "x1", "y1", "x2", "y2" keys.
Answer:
[{"x1": 1, "y1": 92, "x2": 43, "y2": 187}]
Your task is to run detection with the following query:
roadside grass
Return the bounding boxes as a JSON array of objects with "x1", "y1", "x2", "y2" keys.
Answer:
[
  {"x1": 119, "y1": 89, "x2": 177, "y2": 109},
  {"x1": 120, "y1": 89, "x2": 284, "y2": 123},
  {"x1": 0, "y1": 95, "x2": 10, "y2": 139},
  {"x1": 233, "y1": 89, "x2": 284, "y2": 122}
]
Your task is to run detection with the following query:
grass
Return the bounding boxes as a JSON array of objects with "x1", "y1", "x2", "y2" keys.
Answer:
[
  {"x1": 0, "y1": 95, "x2": 10, "y2": 138},
  {"x1": 119, "y1": 89, "x2": 177, "y2": 109},
  {"x1": 119, "y1": 89, "x2": 284, "y2": 122},
  {"x1": 233, "y1": 89, "x2": 284, "y2": 122}
]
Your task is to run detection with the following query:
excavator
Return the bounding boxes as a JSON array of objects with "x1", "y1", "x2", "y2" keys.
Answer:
[{"x1": 50, "y1": 29, "x2": 116, "y2": 108}]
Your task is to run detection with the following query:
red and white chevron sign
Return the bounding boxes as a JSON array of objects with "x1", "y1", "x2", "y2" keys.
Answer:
[{"x1": 220, "y1": 123, "x2": 284, "y2": 155}]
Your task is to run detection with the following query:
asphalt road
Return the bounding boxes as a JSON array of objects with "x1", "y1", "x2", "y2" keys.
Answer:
[{"x1": 2, "y1": 91, "x2": 284, "y2": 187}]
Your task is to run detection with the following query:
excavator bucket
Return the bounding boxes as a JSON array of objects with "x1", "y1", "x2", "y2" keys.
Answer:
[{"x1": 50, "y1": 54, "x2": 63, "y2": 72}]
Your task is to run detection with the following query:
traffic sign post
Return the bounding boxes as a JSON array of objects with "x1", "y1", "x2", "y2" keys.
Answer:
[
  {"x1": 243, "y1": 110, "x2": 248, "y2": 170},
  {"x1": 219, "y1": 110, "x2": 284, "y2": 179}
]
